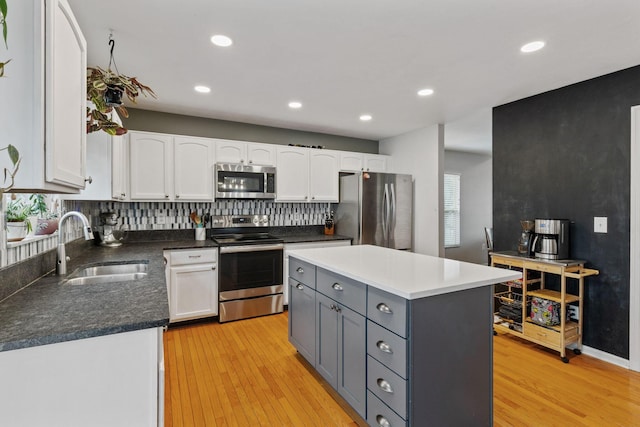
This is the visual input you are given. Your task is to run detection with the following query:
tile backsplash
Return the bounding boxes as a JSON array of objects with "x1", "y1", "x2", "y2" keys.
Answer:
[{"x1": 64, "y1": 200, "x2": 331, "y2": 230}]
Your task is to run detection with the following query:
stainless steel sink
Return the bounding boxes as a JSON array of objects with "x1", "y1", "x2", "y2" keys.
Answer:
[{"x1": 63, "y1": 261, "x2": 148, "y2": 285}]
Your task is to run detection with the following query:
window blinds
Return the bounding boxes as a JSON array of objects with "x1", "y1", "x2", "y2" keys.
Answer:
[{"x1": 444, "y1": 173, "x2": 460, "y2": 247}]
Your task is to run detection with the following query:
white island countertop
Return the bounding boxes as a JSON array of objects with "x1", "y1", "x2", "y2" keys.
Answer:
[{"x1": 288, "y1": 245, "x2": 522, "y2": 300}]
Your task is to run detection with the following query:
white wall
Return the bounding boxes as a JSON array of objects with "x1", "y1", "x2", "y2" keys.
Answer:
[
  {"x1": 444, "y1": 150, "x2": 493, "y2": 265},
  {"x1": 380, "y1": 124, "x2": 443, "y2": 256}
]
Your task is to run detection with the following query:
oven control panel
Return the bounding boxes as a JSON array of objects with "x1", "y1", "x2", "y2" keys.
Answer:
[{"x1": 212, "y1": 215, "x2": 270, "y2": 228}]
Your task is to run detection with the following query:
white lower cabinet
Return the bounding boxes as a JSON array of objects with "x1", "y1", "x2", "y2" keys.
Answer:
[
  {"x1": 0, "y1": 328, "x2": 164, "y2": 427},
  {"x1": 165, "y1": 248, "x2": 218, "y2": 323},
  {"x1": 283, "y1": 240, "x2": 351, "y2": 305}
]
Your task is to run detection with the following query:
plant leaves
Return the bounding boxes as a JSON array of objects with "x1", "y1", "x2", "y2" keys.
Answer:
[
  {"x1": 0, "y1": 0, "x2": 7, "y2": 49},
  {"x1": 7, "y1": 144, "x2": 18, "y2": 165}
]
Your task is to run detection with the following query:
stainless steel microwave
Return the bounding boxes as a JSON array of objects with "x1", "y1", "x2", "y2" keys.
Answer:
[{"x1": 215, "y1": 164, "x2": 276, "y2": 199}]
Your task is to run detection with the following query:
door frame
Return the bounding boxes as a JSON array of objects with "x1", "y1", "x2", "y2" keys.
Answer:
[{"x1": 630, "y1": 106, "x2": 640, "y2": 371}]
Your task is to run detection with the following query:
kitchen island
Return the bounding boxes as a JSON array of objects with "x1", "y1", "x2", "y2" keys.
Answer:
[{"x1": 287, "y1": 245, "x2": 521, "y2": 426}]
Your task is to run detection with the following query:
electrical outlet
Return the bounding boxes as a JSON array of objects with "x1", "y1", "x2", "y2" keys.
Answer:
[
  {"x1": 157, "y1": 216, "x2": 166, "y2": 225},
  {"x1": 568, "y1": 305, "x2": 579, "y2": 321},
  {"x1": 594, "y1": 216, "x2": 608, "y2": 233}
]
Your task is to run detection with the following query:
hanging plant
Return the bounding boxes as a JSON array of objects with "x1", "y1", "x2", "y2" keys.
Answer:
[
  {"x1": 0, "y1": 0, "x2": 10, "y2": 77},
  {"x1": 86, "y1": 35, "x2": 157, "y2": 136}
]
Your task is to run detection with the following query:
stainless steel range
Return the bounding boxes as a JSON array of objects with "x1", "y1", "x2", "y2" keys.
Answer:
[{"x1": 212, "y1": 215, "x2": 284, "y2": 323}]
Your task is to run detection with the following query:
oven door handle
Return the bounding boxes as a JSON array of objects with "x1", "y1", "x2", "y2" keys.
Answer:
[{"x1": 219, "y1": 243, "x2": 284, "y2": 254}]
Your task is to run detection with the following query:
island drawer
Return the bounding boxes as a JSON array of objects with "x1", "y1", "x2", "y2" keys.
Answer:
[
  {"x1": 367, "y1": 287, "x2": 408, "y2": 338},
  {"x1": 367, "y1": 355, "x2": 408, "y2": 419},
  {"x1": 367, "y1": 391, "x2": 407, "y2": 427},
  {"x1": 167, "y1": 248, "x2": 218, "y2": 266},
  {"x1": 367, "y1": 320, "x2": 407, "y2": 379},
  {"x1": 289, "y1": 258, "x2": 316, "y2": 288},
  {"x1": 316, "y1": 268, "x2": 366, "y2": 315}
]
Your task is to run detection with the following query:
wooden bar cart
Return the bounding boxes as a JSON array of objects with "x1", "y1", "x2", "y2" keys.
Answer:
[{"x1": 491, "y1": 251, "x2": 599, "y2": 363}]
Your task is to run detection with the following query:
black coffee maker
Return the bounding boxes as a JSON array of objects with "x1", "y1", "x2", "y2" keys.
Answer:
[{"x1": 517, "y1": 220, "x2": 535, "y2": 256}]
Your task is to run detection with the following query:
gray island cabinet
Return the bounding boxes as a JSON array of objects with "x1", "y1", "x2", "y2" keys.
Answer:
[{"x1": 287, "y1": 245, "x2": 521, "y2": 426}]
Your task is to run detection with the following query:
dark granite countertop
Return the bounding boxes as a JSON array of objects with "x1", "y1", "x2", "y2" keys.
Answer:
[
  {"x1": 0, "y1": 229, "x2": 347, "y2": 353},
  {"x1": 0, "y1": 239, "x2": 217, "y2": 352}
]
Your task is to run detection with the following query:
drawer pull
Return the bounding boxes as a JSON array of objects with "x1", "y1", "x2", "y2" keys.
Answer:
[
  {"x1": 377, "y1": 378, "x2": 394, "y2": 393},
  {"x1": 376, "y1": 415, "x2": 391, "y2": 427},
  {"x1": 188, "y1": 255, "x2": 202, "y2": 259},
  {"x1": 296, "y1": 267, "x2": 304, "y2": 273},
  {"x1": 376, "y1": 303, "x2": 393, "y2": 314},
  {"x1": 376, "y1": 340, "x2": 393, "y2": 354},
  {"x1": 331, "y1": 283, "x2": 343, "y2": 291},
  {"x1": 296, "y1": 283, "x2": 304, "y2": 290}
]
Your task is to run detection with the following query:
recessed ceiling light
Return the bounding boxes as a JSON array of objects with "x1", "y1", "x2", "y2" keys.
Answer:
[
  {"x1": 360, "y1": 114, "x2": 372, "y2": 122},
  {"x1": 211, "y1": 34, "x2": 233, "y2": 47},
  {"x1": 194, "y1": 85, "x2": 211, "y2": 93},
  {"x1": 417, "y1": 88, "x2": 434, "y2": 97},
  {"x1": 520, "y1": 40, "x2": 545, "y2": 53},
  {"x1": 288, "y1": 101, "x2": 302, "y2": 109}
]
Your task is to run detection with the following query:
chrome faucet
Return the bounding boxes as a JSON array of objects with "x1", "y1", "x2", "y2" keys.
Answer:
[{"x1": 56, "y1": 211, "x2": 94, "y2": 275}]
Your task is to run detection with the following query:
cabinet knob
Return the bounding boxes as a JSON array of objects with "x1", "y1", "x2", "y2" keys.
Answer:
[
  {"x1": 296, "y1": 283, "x2": 303, "y2": 290},
  {"x1": 84, "y1": 176, "x2": 93, "y2": 184},
  {"x1": 376, "y1": 340, "x2": 393, "y2": 354},
  {"x1": 121, "y1": 193, "x2": 126, "y2": 198},
  {"x1": 296, "y1": 267, "x2": 304, "y2": 273},
  {"x1": 376, "y1": 415, "x2": 391, "y2": 427},
  {"x1": 376, "y1": 303, "x2": 393, "y2": 314},
  {"x1": 376, "y1": 378, "x2": 394, "y2": 394},
  {"x1": 212, "y1": 267, "x2": 216, "y2": 271},
  {"x1": 331, "y1": 283, "x2": 343, "y2": 291},
  {"x1": 311, "y1": 196, "x2": 315, "y2": 200},
  {"x1": 240, "y1": 159, "x2": 245, "y2": 163},
  {"x1": 165, "y1": 195, "x2": 169, "y2": 199},
  {"x1": 249, "y1": 160, "x2": 253, "y2": 164},
  {"x1": 176, "y1": 194, "x2": 180, "y2": 199}
]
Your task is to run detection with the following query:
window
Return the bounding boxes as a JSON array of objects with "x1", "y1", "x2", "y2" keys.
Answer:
[{"x1": 444, "y1": 173, "x2": 460, "y2": 247}]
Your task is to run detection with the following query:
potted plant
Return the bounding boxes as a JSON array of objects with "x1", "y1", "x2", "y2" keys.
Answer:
[
  {"x1": 86, "y1": 66, "x2": 156, "y2": 135},
  {"x1": 5, "y1": 198, "x2": 31, "y2": 242},
  {"x1": 29, "y1": 194, "x2": 59, "y2": 235}
]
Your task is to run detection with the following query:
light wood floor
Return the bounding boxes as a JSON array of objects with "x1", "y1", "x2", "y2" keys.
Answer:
[{"x1": 164, "y1": 313, "x2": 640, "y2": 426}]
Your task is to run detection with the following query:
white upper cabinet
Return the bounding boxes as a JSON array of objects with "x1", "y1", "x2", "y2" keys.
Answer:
[
  {"x1": 0, "y1": 0, "x2": 87, "y2": 193},
  {"x1": 215, "y1": 139, "x2": 276, "y2": 166},
  {"x1": 276, "y1": 147, "x2": 339, "y2": 202},
  {"x1": 276, "y1": 146, "x2": 309, "y2": 201},
  {"x1": 174, "y1": 136, "x2": 215, "y2": 201},
  {"x1": 364, "y1": 154, "x2": 389, "y2": 172},
  {"x1": 129, "y1": 131, "x2": 215, "y2": 201},
  {"x1": 73, "y1": 112, "x2": 128, "y2": 201},
  {"x1": 309, "y1": 150, "x2": 339, "y2": 202},
  {"x1": 129, "y1": 132, "x2": 173, "y2": 200},
  {"x1": 339, "y1": 152, "x2": 389, "y2": 173}
]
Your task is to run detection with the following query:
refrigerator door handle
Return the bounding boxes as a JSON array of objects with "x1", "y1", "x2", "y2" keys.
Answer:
[
  {"x1": 382, "y1": 183, "x2": 390, "y2": 244},
  {"x1": 390, "y1": 182, "x2": 397, "y2": 236}
]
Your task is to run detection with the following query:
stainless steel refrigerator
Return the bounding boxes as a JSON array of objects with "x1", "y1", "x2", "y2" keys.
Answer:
[{"x1": 334, "y1": 172, "x2": 413, "y2": 250}]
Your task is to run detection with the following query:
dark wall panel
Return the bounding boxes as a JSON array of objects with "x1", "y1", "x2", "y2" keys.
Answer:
[{"x1": 493, "y1": 65, "x2": 640, "y2": 358}]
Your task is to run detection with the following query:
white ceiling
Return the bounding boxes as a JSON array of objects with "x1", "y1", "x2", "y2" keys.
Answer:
[{"x1": 69, "y1": 0, "x2": 640, "y2": 153}]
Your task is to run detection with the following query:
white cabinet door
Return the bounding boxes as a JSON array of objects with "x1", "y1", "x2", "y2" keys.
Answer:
[
  {"x1": 364, "y1": 154, "x2": 389, "y2": 172},
  {"x1": 340, "y1": 152, "x2": 364, "y2": 172},
  {"x1": 215, "y1": 139, "x2": 246, "y2": 164},
  {"x1": 247, "y1": 143, "x2": 277, "y2": 166},
  {"x1": 73, "y1": 112, "x2": 128, "y2": 201},
  {"x1": 0, "y1": 0, "x2": 86, "y2": 193},
  {"x1": 276, "y1": 146, "x2": 309, "y2": 201},
  {"x1": 174, "y1": 137, "x2": 215, "y2": 200},
  {"x1": 111, "y1": 131, "x2": 129, "y2": 200},
  {"x1": 129, "y1": 132, "x2": 173, "y2": 200},
  {"x1": 45, "y1": 0, "x2": 87, "y2": 189},
  {"x1": 0, "y1": 328, "x2": 162, "y2": 427},
  {"x1": 309, "y1": 150, "x2": 339, "y2": 202},
  {"x1": 169, "y1": 263, "x2": 218, "y2": 322}
]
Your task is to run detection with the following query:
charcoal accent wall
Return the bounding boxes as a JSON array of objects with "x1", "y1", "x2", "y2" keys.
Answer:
[{"x1": 493, "y1": 65, "x2": 640, "y2": 358}]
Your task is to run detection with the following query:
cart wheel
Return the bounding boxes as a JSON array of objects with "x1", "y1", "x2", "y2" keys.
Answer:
[
  {"x1": 573, "y1": 348, "x2": 582, "y2": 355},
  {"x1": 561, "y1": 356, "x2": 569, "y2": 363}
]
